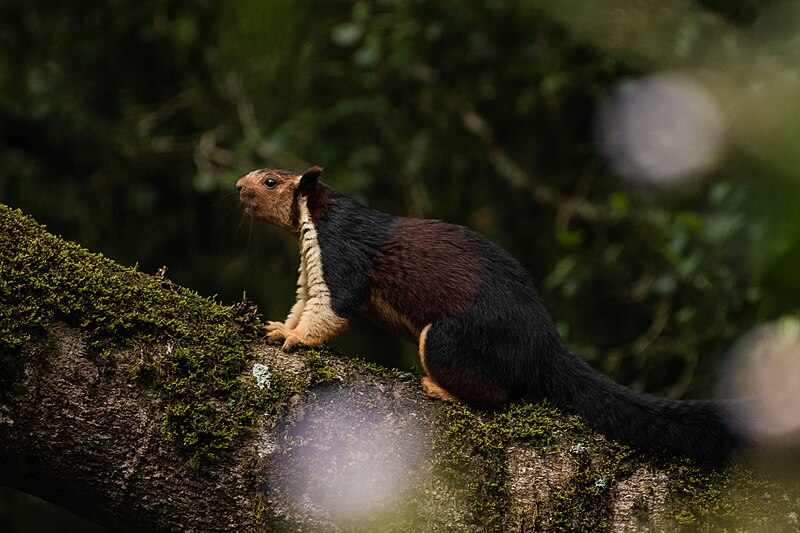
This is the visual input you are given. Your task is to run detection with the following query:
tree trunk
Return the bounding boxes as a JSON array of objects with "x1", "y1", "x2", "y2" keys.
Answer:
[{"x1": 1, "y1": 204, "x2": 798, "y2": 532}]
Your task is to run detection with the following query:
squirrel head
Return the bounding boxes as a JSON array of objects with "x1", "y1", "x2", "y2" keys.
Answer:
[{"x1": 237, "y1": 166, "x2": 324, "y2": 232}]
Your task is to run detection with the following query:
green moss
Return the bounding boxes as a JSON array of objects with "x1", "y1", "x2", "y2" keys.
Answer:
[
  {"x1": 301, "y1": 346, "x2": 341, "y2": 384},
  {"x1": 345, "y1": 355, "x2": 417, "y2": 383},
  {"x1": 431, "y1": 403, "x2": 506, "y2": 528},
  {"x1": 669, "y1": 461, "x2": 800, "y2": 531},
  {"x1": 430, "y1": 400, "x2": 582, "y2": 530},
  {"x1": 548, "y1": 440, "x2": 635, "y2": 532},
  {"x1": 0, "y1": 204, "x2": 263, "y2": 465},
  {"x1": 251, "y1": 493, "x2": 267, "y2": 524},
  {"x1": 429, "y1": 399, "x2": 643, "y2": 532}
]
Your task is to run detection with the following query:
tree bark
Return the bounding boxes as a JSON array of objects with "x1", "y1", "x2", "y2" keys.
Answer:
[{"x1": 1, "y1": 204, "x2": 798, "y2": 532}]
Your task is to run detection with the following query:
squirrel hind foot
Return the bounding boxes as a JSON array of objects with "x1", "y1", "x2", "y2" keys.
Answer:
[{"x1": 422, "y1": 376, "x2": 461, "y2": 403}]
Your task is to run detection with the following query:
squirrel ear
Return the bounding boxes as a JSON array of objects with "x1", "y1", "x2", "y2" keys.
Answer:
[{"x1": 298, "y1": 166, "x2": 323, "y2": 196}]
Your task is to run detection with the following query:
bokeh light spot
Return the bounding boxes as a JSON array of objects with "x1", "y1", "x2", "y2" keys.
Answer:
[
  {"x1": 722, "y1": 317, "x2": 800, "y2": 440},
  {"x1": 599, "y1": 72, "x2": 726, "y2": 185},
  {"x1": 281, "y1": 386, "x2": 427, "y2": 522}
]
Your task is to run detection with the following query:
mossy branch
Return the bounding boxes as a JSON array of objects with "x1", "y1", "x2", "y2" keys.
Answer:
[{"x1": 0, "y1": 204, "x2": 798, "y2": 532}]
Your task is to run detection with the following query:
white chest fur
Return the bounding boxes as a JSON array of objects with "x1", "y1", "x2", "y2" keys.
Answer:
[
  {"x1": 298, "y1": 200, "x2": 327, "y2": 298},
  {"x1": 282, "y1": 198, "x2": 347, "y2": 341}
]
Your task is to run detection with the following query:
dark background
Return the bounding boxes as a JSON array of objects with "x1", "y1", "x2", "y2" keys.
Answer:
[{"x1": 2, "y1": 0, "x2": 800, "y2": 530}]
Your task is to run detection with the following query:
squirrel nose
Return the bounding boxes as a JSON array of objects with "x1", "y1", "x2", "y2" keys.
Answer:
[{"x1": 236, "y1": 177, "x2": 245, "y2": 192}]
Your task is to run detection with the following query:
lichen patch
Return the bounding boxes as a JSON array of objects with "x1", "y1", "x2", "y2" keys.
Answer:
[{"x1": 252, "y1": 363, "x2": 271, "y2": 390}]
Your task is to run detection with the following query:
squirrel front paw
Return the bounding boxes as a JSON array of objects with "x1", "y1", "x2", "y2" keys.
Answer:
[
  {"x1": 265, "y1": 321, "x2": 291, "y2": 343},
  {"x1": 265, "y1": 321, "x2": 311, "y2": 351}
]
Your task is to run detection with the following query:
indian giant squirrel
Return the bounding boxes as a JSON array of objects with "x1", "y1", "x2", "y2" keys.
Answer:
[{"x1": 237, "y1": 165, "x2": 745, "y2": 466}]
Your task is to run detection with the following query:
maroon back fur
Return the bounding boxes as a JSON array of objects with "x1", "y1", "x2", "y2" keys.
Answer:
[{"x1": 371, "y1": 218, "x2": 482, "y2": 331}]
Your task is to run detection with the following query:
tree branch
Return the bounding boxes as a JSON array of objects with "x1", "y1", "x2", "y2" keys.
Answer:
[{"x1": 0, "y1": 204, "x2": 797, "y2": 532}]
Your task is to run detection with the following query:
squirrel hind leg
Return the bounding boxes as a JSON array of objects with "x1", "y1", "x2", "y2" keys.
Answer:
[
  {"x1": 418, "y1": 322, "x2": 509, "y2": 410},
  {"x1": 418, "y1": 325, "x2": 458, "y2": 402},
  {"x1": 421, "y1": 376, "x2": 460, "y2": 403}
]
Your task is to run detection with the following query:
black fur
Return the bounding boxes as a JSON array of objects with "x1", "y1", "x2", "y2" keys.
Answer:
[
  {"x1": 307, "y1": 184, "x2": 744, "y2": 466},
  {"x1": 298, "y1": 166, "x2": 324, "y2": 197},
  {"x1": 314, "y1": 195, "x2": 393, "y2": 317}
]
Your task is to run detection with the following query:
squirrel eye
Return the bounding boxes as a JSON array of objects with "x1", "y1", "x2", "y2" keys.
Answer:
[{"x1": 264, "y1": 178, "x2": 277, "y2": 189}]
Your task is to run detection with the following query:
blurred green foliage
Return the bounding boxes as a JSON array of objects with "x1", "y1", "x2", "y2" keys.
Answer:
[
  {"x1": 0, "y1": 0, "x2": 798, "y2": 414},
  {"x1": 2, "y1": 0, "x2": 798, "y2": 394},
  {"x1": 3, "y1": 0, "x2": 800, "y2": 529}
]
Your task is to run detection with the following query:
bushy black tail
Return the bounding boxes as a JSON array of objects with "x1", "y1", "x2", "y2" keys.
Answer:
[{"x1": 541, "y1": 348, "x2": 744, "y2": 466}]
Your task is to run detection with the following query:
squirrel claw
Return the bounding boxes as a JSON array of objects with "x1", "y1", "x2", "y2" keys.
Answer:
[
  {"x1": 281, "y1": 335, "x2": 301, "y2": 351},
  {"x1": 265, "y1": 322, "x2": 304, "y2": 351},
  {"x1": 266, "y1": 321, "x2": 291, "y2": 344}
]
